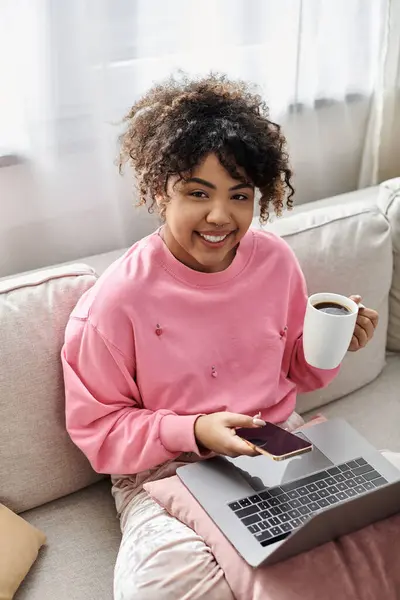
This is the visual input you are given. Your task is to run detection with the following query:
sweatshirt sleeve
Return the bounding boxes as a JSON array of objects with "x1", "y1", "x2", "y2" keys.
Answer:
[
  {"x1": 284, "y1": 255, "x2": 340, "y2": 394},
  {"x1": 61, "y1": 317, "x2": 205, "y2": 475}
]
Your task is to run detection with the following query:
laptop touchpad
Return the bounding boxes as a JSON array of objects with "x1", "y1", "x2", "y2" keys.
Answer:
[{"x1": 229, "y1": 433, "x2": 334, "y2": 491}]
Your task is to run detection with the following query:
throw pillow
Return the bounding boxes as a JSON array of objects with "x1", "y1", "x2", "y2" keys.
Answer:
[{"x1": 0, "y1": 504, "x2": 46, "y2": 600}]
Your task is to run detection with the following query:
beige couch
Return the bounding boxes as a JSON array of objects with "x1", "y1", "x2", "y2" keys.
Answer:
[{"x1": 1, "y1": 179, "x2": 399, "y2": 600}]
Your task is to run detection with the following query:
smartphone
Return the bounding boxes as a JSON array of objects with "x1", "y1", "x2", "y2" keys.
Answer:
[{"x1": 236, "y1": 422, "x2": 313, "y2": 461}]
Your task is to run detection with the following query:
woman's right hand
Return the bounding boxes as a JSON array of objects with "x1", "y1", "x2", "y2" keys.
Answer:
[{"x1": 194, "y1": 412, "x2": 262, "y2": 458}]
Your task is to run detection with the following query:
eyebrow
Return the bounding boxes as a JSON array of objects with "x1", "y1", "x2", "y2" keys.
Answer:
[{"x1": 185, "y1": 177, "x2": 254, "y2": 191}]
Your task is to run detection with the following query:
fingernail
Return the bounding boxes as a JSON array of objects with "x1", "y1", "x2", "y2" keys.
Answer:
[{"x1": 253, "y1": 417, "x2": 266, "y2": 426}]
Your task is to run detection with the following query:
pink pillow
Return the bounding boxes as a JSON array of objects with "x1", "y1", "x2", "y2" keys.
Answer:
[{"x1": 145, "y1": 419, "x2": 400, "y2": 600}]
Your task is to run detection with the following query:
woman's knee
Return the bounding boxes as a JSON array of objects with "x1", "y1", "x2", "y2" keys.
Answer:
[{"x1": 114, "y1": 538, "x2": 234, "y2": 600}]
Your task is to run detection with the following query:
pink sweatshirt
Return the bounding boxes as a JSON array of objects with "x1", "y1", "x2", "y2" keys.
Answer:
[{"x1": 62, "y1": 228, "x2": 339, "y2": 475}]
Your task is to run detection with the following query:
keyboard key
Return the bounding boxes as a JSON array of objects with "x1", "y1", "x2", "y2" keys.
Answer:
[
  {"x1": 353, "y1": 464, "x2": 374, "y2": 477},
  {"x1": 300, "y1": 496, "x2": 312, "y2": 505},
  {"x1": 318, "y1": 498, "x2": 329, "y2": 508},
  {"x1": 270, "y1": 526, "x2": 283, "y2": 536},
  {"x1": 363, "y1": 470, "x2": 382, "y2": 482},
  {"x1": 336, "y1": 491, "x2": 348, "y2": 501},
  {"x1": 290, "y1": 518, "x2": 302, "y2": 528},
  {"x1": 327, "y1": 466, "x2": 340, "y2": 476},
  {"x1": 327, "y1": 486, "x2": 338, "y2": 495},
  {"x1": 298, "y1": 514, "x2": 309, "y2": 524},
  {"x1": 236, "y1": 505, "x2": 259, "y2": 518},
  {"x1": 325, "y1": 477, "x2": 336, "y2": 486},
  {"x1": 259, "y1": 501, "x2": 270, "y2": 510},
  {"x1": 306, "y1": 483, "x2": 318, "y2": 493},
  {"x1": 243, "y1": 514, "x2": 261, "y2": 526},
  {"x1": 299, "y1": 505, "x2": 311, "y2": 515},
  {"x1": 298, "y1": 486, "x2": 309, "y2": 496},
  {"x1": 239, "y1": 498, "x2": 251, "y2": 507},
  {"x1": 373, "y1": 477, "x2": 388, "y2": 487},
  {"x1": 279, "y1": 493, "x2": 290, "y2": 503},
  {"x1": 229, "y1": 502, "x2": 241, "y2": 511},
  {"x1": 260, "y1": 510, "x2": 271, "y2": 520},
  {"x1": 327, "y1": 496, "x2": 338, "y2": 505},
  {"x1": 270, "y1": 506, "x2": 282, "y2": 516},
  {"x1": 336, "y1": 482, "x2": 348, "y2": 492},
  {"x1": 346, "y1": 488, "x2": 357, "y2": 498},
  {"x1": 363, "y1": 481, "x2": 375, "y2": 491},
  {"x1": 259, "y1": 521, "x2": 269, "y2": 530},
  {"x1": 289, "y1": 499, "x2": 301, "y2": 509},
  {"x1": 344, "y1": 472, "x2": 354, "y2": 480},
  {"x1": 346, "y1": 460, "x2": 360, "y2": 470},
  {"x1": 287, "y1": 490, "x2": 300, "y2": 499},
  {"x1": 309, "y1": 492, "x2": 320, "y2": 502},
  {"x1": 335, "y1": 473, "x2": 346, "y2": 483},
  {"x1": 354, "y1": 485, "x2": 366, "y2": 494},
  {"x1": 269, "y1": 498, "x2": 280, "y2": 507},
  {"x1": 268, "y1": 517, "x2": 281, "y2": 527},
  {"x1": 318, "y1": 489, "x2": 329, "y2": 498},
  {"x1": 255, "y1": 529, "x2": 273, "y2": 543},
  {"x1": 308, "y1": 502, "x2": 320, "y2": 512},
  {"x1": 249, "y1": 495, "x2": 262, "y2": 504},
  {"x1": 356, "y1": 457, "x2": 368, "y2": 467},
  {"x1": 281, "y1": 522, "x2": 292, "y2": 533},
  {"x1": 354, "y1": 476, "x2": 365, "y2": 484},
  {"x1": 279, "y1": 502, "x2": 291, "y2": 512},
  {"x1": 248, "y1": 524, "x2": 261, "y2": 534},
  {"x1": 339, "y1": 463, "x2": 351, "y2": 472},
  {"x1": 259, "y1": 490, "x2": 272, "y2": 501},
  {"x1": 316, "y1": 480, "x2": 328, "y2": 490},
  {"x1": 269, "y1": 487, "x2": 283, "y2": 497},
  {"x1": 288, "y1": 509, "x2": 301, "y2": 519},
  {"x1": 347, "y1": 480, "x2": 357, "y2": 488},
  {"x1": 279, "y1": 513, "x2": 291, "y2": 523}
]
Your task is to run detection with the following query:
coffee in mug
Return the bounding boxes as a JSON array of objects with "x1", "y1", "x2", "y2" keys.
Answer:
[{"x1": 313, "y1": 301, "x2": 351, "y2": 316}]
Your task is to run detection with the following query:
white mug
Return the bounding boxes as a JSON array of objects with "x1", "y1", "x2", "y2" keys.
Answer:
[{"x1": 303, "y1": 293, "x2": 359, "y2": 370}]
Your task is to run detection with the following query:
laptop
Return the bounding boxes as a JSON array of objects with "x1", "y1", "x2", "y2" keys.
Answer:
[{"x1": 177, "y1": 418, "x2": 400, "y2": 567}]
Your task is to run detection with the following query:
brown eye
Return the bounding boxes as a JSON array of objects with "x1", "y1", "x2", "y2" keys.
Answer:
[
  {"x1": 232, "y1": 194, "x2": 248, "y2": 201},
  {"x1": 190, "y1": 190, "x2": 208, "y2": 199}
]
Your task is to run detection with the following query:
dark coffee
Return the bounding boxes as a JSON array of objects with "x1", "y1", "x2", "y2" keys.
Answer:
[{"x1": 313, "y1": 301, "x2": 351, "y2": 316}]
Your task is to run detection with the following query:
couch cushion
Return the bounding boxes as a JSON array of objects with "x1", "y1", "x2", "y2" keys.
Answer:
[
  {"x1": 253, "y1": 192, "x2": 392, "y2": 411},
  {"x1": 15, "y1": 479, "x2": 120, "y2": 600},
  {"x1": 303, "y1": 354, "x2": 400, "y2": 451},
  {"x1": 0, "y1": 264, "x2": 102, "y2": 514},
  {"x1": 377, "y1": 178, "x2": 400, "y2": 351}
]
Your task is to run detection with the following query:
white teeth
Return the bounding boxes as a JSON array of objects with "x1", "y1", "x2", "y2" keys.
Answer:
[{"x1": 199, "y1": 234, "x2": 228, "y2": 243}]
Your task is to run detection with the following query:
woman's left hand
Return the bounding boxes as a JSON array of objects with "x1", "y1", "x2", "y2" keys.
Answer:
[{"x1": 348, "y1": 295, "x2": 379, "y2": 351}]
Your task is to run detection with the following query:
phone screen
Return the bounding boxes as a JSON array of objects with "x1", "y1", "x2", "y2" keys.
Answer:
[{"x1": 236, "y1": 422, "x2": 312, "y2": 457}]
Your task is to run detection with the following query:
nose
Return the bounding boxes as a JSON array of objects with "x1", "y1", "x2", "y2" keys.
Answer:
[{"x1": 205, "y1": 199, "x2": 231, "y2": 227}]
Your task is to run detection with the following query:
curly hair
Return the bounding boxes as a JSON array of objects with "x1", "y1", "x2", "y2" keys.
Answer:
[{"x1": 118, "y1": 73, "x2": 294, "y2": 223}]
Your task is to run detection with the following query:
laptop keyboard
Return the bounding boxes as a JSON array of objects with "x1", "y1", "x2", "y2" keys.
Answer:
[{"x1": 228, "y1": 457, "x2": 387, "y2": 547}]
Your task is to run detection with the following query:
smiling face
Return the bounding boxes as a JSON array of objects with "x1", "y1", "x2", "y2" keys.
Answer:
[{"x1": 158, "y1": 153, "x2": 255, "y2": 273}]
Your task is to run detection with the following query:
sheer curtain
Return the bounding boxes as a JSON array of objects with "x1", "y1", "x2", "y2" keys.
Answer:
[
  {"x1": 359, "y1": 0, "x2": 400, "y2": 187},
  {"x1": 0, "y1": 0, "x2": 395, "y2": 277}
]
